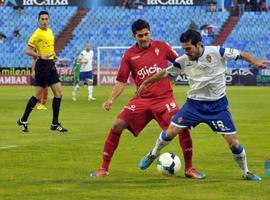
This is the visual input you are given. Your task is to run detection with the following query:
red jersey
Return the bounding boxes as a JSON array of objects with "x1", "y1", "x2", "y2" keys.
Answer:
[{"x1": 116, "y1": 40, "x2": 178, "y2": 98}]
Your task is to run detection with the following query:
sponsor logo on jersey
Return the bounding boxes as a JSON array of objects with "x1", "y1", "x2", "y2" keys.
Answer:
[
  {"x1": 206, "y1": 54, "x2": 212, "y2": 63},
  {"x1": 124, "y1": 105, "x2": 136, "y2": 112},
  {"x1": 131, "y1": 55, "x2": 141, "y2": 60},
  {"x1": 155, "y1": 48, "x2": 160, "y2": 56},
  {"x1": 137, "y1": 64, "x2": 162, "y2": 79},
  {"x1": 186, "y1": 62, "x2": 193, "y2": 67}
]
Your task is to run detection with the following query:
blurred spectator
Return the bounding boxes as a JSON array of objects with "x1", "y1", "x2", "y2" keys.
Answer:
[
  {"x1": 238, "y1": 0, "x2": 246, "y2": 15},
  {"x1": 208, "y1": 0, "x2": 217, "y2": 12},
  {"x1": 224, "y1": 0, "x2": 233, "y2": 12},
  {"x1": 207, "y1": 25, "x2": 216, "y2": 38},
  {"x1": 245, "y1": 0, "x2": 253, "y2": 10},
  {"x1": 122, "y1": 0, "x2": 130, "y2": 8},
  {"x1": 188, "y1": 20, "x2": 199, "y2": 31},
  {"x1": 200, "y1": 24, "x2": 216, "y2": 38},
  {"x1": 259, "y1": 0, "x2": 268, "y2": 11},
  {"x1": 0, "y1": 0, "x2": 4, "y2": 7},
  {"x1": 245, "y1": 0, "x2": 259, "y2": 11},
  {"x1": 0, "y1": 32, "x2": 6, "y2": 43},
  {"x1": 201, "y1": 28, "x2": 209, "y2": 37},
  {"x1": 123, "y1": 0, "x2": 145, "y2": 9},
  {"x1": 134, "y1": 0, "x2": 145, "y2": 9},
  {"x1": 232, "y1": 0, "x2": 239, "y2": 15},
  {"x1": 13, "y1": 27, "x2": 20, "y2": 38},
  {"x1": 256, "y1": 0, "x2": 260, "y2": 11},
  {"x1": 13, "y1": 5, "x2": 24, "y2": 14}
]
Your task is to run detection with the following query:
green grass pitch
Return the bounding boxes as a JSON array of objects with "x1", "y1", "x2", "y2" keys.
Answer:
[{"x1": 0, "y1": 85, "x2": 270, "y2": 200}]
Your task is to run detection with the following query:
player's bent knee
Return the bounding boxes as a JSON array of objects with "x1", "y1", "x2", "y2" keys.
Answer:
[
  {"x1": 87, "y1": 80, "x2": 93, "y2": 85},
  {"x1": 53, "y1": 93, "x2": 62, "y2": 98},
  {"x1": 112, "y1": 124, "x2": 125, "y2": 134},
  {"x1": 225, "y1": 135, "x2": 240, "y2": 149},
  {"x1": 34, "y1": 95, "x2": 41, "y2": 100},
  {"x1": 112, "y1": 121, "x2": 127, "y2": 134},
  {"x1": 166, "y1": 125, "x2": 180, "y2": 138},
  {"x1": 230, "y1": 140, "x2": 240, "y2": 149},
  {"x1": 56, "y1": 95, "x2": 63, "y2": 98}
]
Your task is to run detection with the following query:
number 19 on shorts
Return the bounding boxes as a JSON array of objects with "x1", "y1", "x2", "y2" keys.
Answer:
[{"x1": 165, "y1": 102, "x2": 176, "y2": 111}]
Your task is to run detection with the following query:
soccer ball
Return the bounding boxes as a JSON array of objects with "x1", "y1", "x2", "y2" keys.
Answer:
[{"x1": 157, "y1": 152, "x2": 181, "y2": 176}]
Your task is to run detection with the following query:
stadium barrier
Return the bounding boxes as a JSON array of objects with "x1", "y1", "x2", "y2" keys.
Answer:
[
  {"x1": 1, "y1": 67, "x2": 269, "y2": 86},
  {"x1": 0, "y1": 67, "x2": 89, "y2": 86}
]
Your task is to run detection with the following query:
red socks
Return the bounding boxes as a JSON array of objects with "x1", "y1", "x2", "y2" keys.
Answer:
[
  {"x1": 178, "y1": 129, "x2": 193, "y2": 171},
  {"x1": 101, "y1": 128, "x2": 121, "y2": 171},
  {"x1": 100, "y1": 128, "x2": 192, "y2": 172}
]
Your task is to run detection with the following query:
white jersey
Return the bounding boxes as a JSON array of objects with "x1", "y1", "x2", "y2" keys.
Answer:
[
  {"x1": 79, "y1": 50, "x2": 94, "y2": 72},
  {"x1": 168, "y1": 46, "x2": 240, "y2": 101}
]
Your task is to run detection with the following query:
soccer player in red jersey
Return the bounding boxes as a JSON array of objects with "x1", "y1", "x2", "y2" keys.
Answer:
[{"x1": 90, "y1": 19, "x2": 204, "y2": 179}]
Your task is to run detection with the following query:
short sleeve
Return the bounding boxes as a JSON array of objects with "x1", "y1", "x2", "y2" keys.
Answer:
[
  {"x1": 219, "y1": 46, "x2": 240, "y2": 60},
  {"x1": 116, "y1": 53, "x2": 131, "y2": 83},
  {"x1": 28, "y1": 31, "x2": 37, "y2": 47},
  {"x1": 166, "y1": 56, "x2": 184, "y2": 76},
  {"x1": 164, "y1": 42, "x2": 178, "y2": 62}
]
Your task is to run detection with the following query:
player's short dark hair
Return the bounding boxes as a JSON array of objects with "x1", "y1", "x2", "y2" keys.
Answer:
[
  {"x1": 131, "y1": 19, "x2": 150, "y2": 34},
  {"x1": 180, "y1": 29, "x2": 202, "y2": 46},
  {"x1": 38, "y1": 10, "x2": 49, "y2": 20}
]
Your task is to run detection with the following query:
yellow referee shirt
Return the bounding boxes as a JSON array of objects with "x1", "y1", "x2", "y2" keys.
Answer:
[{"x1": 28, "y1": 28, "x2": 55, "y2": 60}]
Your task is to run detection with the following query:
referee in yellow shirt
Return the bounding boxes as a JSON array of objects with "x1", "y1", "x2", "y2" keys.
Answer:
[{"x1": 17, "y1": 10, "x2": 67, "y2": 132}]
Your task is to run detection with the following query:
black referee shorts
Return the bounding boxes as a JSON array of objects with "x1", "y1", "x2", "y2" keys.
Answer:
[{"x1": 34, "y1": 59, "x2": 60, "y2": 88}]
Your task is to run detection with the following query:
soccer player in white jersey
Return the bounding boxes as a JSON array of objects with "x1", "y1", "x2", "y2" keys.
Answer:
[
  {"x1": 72, "y1": 43, "x2": 96, "y2": 101},
  {"x1": 138, "y1": 29, "x2": 270, "y2": 181}
]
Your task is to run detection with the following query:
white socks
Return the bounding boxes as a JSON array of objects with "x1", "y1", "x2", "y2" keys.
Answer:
[
  {"x1": 152, "y1": 131, "x2": 172, "y2": 156},
  {"x1": 232, "y1": 145, "x2": 249, "y2": 175},
  {"x1": 88, "y1": 85, "x2": 93, "y2": 99},
  {"x1": 72, "y1": 84, "x2": 80, "y2": 96},
  {"x1": 72, "y1": 84, "x2": 94, "y2": 100}
]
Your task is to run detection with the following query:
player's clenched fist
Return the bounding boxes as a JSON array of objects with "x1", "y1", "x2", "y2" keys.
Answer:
[{"x1": 103, "y1": 99, "x2": 113, "y2": 111}]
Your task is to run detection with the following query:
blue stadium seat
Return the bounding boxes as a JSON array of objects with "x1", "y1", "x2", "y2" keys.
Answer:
[
  {"x1": 224, "y1": 12, "x2": 270, "y2": 68},
  {"x1": 59, "y1": 6, "x2": 229, "y2": 67},
  {"x1": 0, "y1": 6, "x2": 78, "y2": 68}
]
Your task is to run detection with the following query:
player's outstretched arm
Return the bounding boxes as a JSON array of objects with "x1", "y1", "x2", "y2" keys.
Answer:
[
  {"x1": 103, "y1": 81, "x2": 126, "y2": 111},
  {"x1": 240, "y1": 52, "x2": 270, "y2": 69},
  {"x1": 137, "y1": 69, "x2": 168, "y2": 96}
]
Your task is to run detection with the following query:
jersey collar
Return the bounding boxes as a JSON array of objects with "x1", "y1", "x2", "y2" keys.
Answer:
[
  {"x1": 134, "y1": 40, "x2": 153, "y2": 52},
  {"x1": 193, "y1": 45, "x2": 205, "y2": 62},
  {"x1": 199, "y1": 45, "x2": 205, "y2": 58}
]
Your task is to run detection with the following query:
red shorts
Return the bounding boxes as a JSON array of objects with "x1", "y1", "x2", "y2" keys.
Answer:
[{"x1": 117, "y1": 95, "x2": 179, "y2": 136}]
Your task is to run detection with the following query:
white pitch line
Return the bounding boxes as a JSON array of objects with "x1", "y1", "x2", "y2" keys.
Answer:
[{"x1": 0, "y1": 145, "x2": 17, "y2": 149}]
